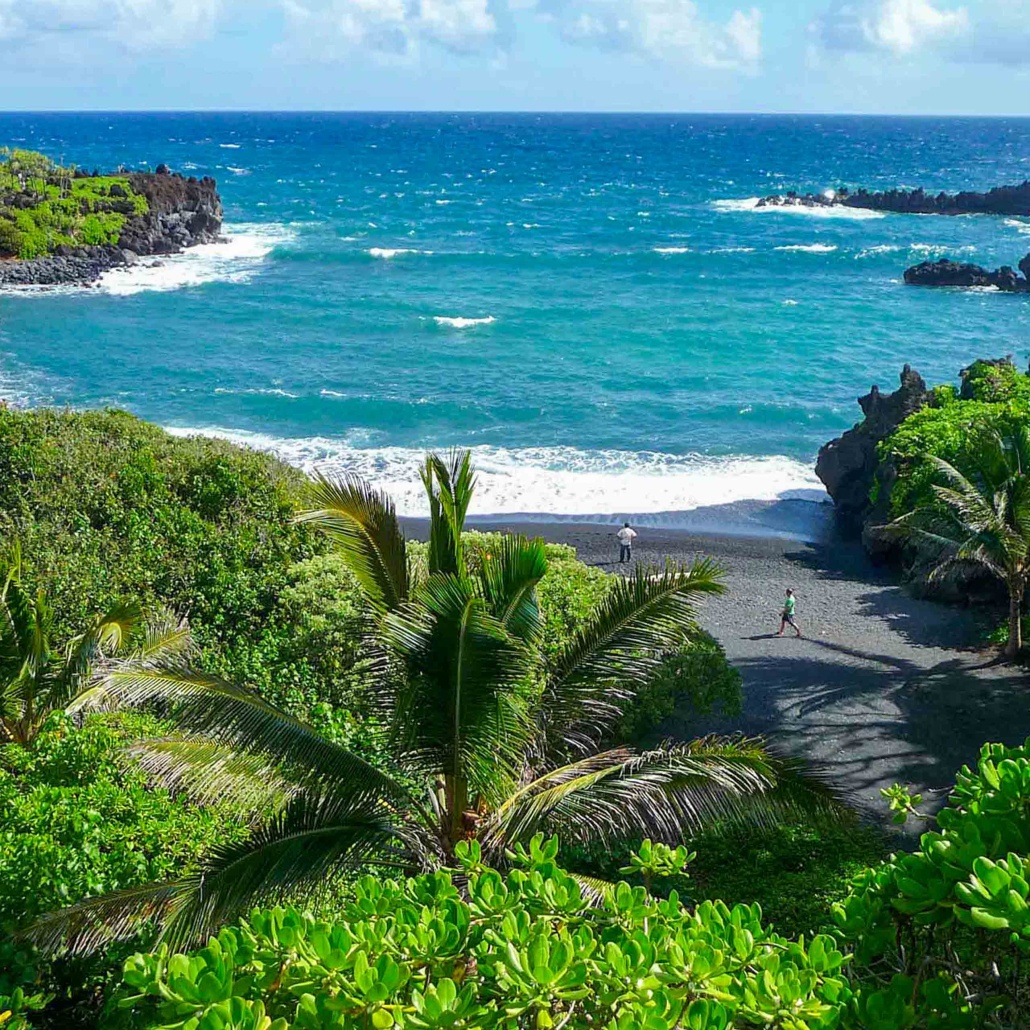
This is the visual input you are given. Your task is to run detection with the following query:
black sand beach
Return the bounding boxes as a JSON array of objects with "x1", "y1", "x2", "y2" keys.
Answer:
[{"x1": 406, "y1": 504, "x2": 1028, "y2": 827}]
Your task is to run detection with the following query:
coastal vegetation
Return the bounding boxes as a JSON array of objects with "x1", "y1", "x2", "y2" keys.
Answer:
[
  {"x1": 0, "y1": 149, "x2": 148, "y2": 260},
  {"x1": 6, "y1": 404, "x2": 1030, "y2": 1026}
]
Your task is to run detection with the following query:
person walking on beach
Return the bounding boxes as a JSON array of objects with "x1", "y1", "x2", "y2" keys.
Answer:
[
  {"x1": 778, "y1": 588, "x2": 801, "y2": 637},
  {"x1": 617, "y1": 522, "x2": 637, "y2": 564}
]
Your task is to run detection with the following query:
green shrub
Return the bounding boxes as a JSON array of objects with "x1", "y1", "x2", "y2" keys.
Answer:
[
  {"x1": 834, "y1": 739, "x2": 1030, "y2": 1026},
  {"x1": 0, "y1": 408, "x2": 321, "y2": 686},
  {"x1": 879, "y1": 360, "x2": 1030, "y2": 517},
  {"x1": 112, "y1": 836, "x2": 854, "y2": 1030},
  {"x1": 0, "y1": 713, "x2": 247, "y2": 1029}
]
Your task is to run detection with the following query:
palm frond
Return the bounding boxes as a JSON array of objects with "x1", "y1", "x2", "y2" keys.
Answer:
[
  {"x1": 72, "y1": 667, "x2": 404, "y2": 805},
  {"x1": 26, "y1": 793, "x2": 417, "y2": 955},
  {"x1": 127, "y1": 736, "x2": 302, "y2": 817},
  {"x1": 134, "y1": 615, "x2": 196, "y2": 664},
  {"x1": 56, "y1": 601, "x2": 142, "y2": 707},
  {"x1": 422, "y1": 450, "x2": 475, "y2": 576},
  {"x1": 479, "y1": 534, "x2": 548, "y2": 643},
  {"x1": 484, "y1": 737, "x2": 840, "y2": 855},
  {"x1": 296, "y1": 472, "x2": 408, "y2": 614},
  {"x1": 383, "y1": 574, "x2": 534, "y2": 803},
  {"x1": 540, "y1": 561, "x2": 725, "y2": 753}
]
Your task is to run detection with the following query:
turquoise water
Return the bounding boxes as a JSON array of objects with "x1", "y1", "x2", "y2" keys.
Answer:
[{"x1": 2, "y1": 112, "x2": 1030, "y2": 520}]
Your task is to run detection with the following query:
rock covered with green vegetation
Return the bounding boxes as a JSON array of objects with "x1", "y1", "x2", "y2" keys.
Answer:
[
  {"x1": 0, "y1": 148, "x2": 221, "y2": 288},
  {"x1": 818, "y1": 356, "x2": 1030, "y2": 599}
]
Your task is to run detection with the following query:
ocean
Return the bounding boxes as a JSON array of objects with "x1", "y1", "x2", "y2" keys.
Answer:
[{"x1": 2, "y1": 112, "x2": 1030, "y2": 526}]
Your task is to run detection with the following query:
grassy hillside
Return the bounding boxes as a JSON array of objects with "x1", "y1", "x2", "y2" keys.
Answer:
[{"x1": 0, "y1": 148, "x2": 148, "y2": 260}]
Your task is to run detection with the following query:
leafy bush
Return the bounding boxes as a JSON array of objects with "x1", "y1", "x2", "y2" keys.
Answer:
[
  {"x1": 833, "y1": 738, "x2": 1030, "y2": 1026},
  {"x1": 0, "y1": 713, "x2": 246, "y2": 1028},
  {"x1": 0, "y1": 408, "x2": 320, "y2": 685},
  {"x1": 112, "y1": 836, "x2": 854, "y2": 1030},
  {"x1": 880, "y1": 359, "x2": 1030, "y2": 518}
]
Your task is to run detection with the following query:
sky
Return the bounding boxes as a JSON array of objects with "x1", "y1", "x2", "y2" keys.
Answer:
[{"x1": 0, "y1": 0, "x2": 1028, "y2": 113}]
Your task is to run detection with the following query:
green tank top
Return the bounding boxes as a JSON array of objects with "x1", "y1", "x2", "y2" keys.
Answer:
[{"x1": 784, "y1": 596, "x2": 796, "y2": 616}]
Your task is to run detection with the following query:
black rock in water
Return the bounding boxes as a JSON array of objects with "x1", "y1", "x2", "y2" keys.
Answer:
[
  {"x1": 903, "y1": 253, "x2": 1030, "y2": 293},
  {"x1": 755, "y1": 181, "x2": 1030, "y2": 217}
]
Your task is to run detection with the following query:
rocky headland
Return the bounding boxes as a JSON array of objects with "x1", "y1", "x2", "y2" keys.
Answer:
[
  {"x1": 756, "y1": 181, "x2": 1030, "y2": 217},
  {"x1": 903, "y1": 253, "x2": 1030, "y2": 293},
  {"x1": 0, "y1": 164, "x2": 222, "y2": 288},
  {"x1": 816, "y1": 359, "x2": 1020, "y2": 601}
]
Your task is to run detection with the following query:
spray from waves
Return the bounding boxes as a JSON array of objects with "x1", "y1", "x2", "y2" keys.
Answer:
[
  {"x1": 432, "y1": 315, "x2": 496, "y2": 328},
  {"x1": 98, "y1": 224, "x2": 293, "y2": 296},
  {"x1": 712, "y1": 198, "x2": 885, "y2": 220},
  {"x1": 161, "y1": 427, "x2": 827, "y2": 523},
  {"x1": 774, "y1": 243, "x2": 838, "y2": 254}
]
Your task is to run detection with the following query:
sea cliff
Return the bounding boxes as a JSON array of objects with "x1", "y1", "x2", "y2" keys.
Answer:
[{"x1": 0, "y1": 154, "x2": 222, "y2": 288}]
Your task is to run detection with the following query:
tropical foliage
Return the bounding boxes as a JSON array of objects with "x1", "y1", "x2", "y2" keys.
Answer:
[
  {"x1": 891, "y1": 426, "x2": 1030, "y2": 656},
  {"x1": 26, "y1": 450, "x2": 830, "y2": 955},
  {"x1": 111, "y1": 835, "x2": 855, "y2": 1030},
  {"x1": 0, "y1": 148, "x2": 148, "y2": 259},
  {"x1": 0, "y1": 550, "x2": 196, "y2": 745}
]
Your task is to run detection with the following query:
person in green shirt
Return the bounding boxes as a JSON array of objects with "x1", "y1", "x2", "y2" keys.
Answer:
[{"x1": 778, "y1": 588, "x2": 801, "y2": 637}]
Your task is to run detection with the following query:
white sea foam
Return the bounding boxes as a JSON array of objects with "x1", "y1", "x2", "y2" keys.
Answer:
[
  {"x1": 159, "y1": 430, "x2": 827, "y2": 523},
  {"x1": 368, "y1": 247, "x2": 419, "y2": 259},
  {"x1": 710, "y1": 246, "x2": 756, "y2": 254},
  {"x1": 774, "y1": 243, "x2": 838, "y2": 254},
  {"x1": 653, "y1": 246, "x2": 690, "y2": 254},
  {"x1": 219, "y1": 143, "x2": 241, "y2": 149},
  {"x1": 432, "y1": 315, "x2": 496, "y2": 328},
  {"x1": 712, "y1": 197, "x2": 885, "y2": 220},
  {"x1": 96, "y1": 224, "x2": 292, "y2": 296},
  {"x1": 782, "y1": 299, "x2": 799, "y2": 306},
  {"x1": 1005, "y1": 218, "x2": 1030, "y2": 236},
  {"x1": 855, "y1": 244, "x2": 902, "y2": 258},
  {"x1": 214, "y1": 387, "x2": 298, "y2": 399},
  {"x1": 226, "y1": 166, "x2": 251, "y2": 176}
]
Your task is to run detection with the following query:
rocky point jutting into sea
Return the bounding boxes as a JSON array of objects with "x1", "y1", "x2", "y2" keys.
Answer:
[
  {"x1": 756, "y1": 181, "x2": 1030, "y2": 216},
  {"x1": 0, "y1": 165, "x2": 222, "y2": 288}
]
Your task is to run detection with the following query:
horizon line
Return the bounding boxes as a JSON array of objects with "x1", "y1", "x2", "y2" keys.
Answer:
[{"x1": 1, "y1": 109, "x2": 1029, "y2": 119}]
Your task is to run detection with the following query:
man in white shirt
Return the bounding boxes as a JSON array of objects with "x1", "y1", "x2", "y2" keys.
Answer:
[{"x1": 617, "y1": 522, "x2": 637, "y2": 564}]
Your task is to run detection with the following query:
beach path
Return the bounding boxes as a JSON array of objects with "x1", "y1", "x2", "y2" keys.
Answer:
[{"x1": 659, "y1": 532, "x2": 1028, "y2": 822}]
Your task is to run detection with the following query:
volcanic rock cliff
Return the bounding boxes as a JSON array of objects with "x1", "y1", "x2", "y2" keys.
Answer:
[{"x1": 0, "y1": 166, "x2": 222, "y2": 288}]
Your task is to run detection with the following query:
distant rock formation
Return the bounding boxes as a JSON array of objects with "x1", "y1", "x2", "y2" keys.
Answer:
[
  {"x1": 0, "y1": 168, "x2": 222, "y2": 288},
  {"x1": 756, "y1": 181, "x2": 1030, "y2": 217},
  {"x1": 903, "y1": 253, "x2": 1030, "y2": 293},
  {"x1": 815, "y1": 365, "x2": 931, "y2": 534}
]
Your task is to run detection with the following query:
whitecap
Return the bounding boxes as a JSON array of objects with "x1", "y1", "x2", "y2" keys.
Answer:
[
  {"x1": 1005, "y1": 218, "x2": 1030, "y2": 236},
  {"x1": 219, "y1": 143, "x2": 241, "y2": 149},
  {"x1": 782, "y1": 299, "x2": 799, "y2": 306},
  {"x1": 653, "y1": 246, "x2": 690, "y2": 255},
  {"x1": 368, "y1": 247, "x2": 418, "y2": 259},
  {"x1": 226, "y1": 166, "x2": 250, "y2": 176},
  {"x1": 713, "y1": 197, "x2": 885, "y2": 220},
  {"x1": 855, "y1": 244, "x2": 902, "y2": 258},
  {"x1": 214, "y1": 387, "x2": 298, "y2": 399},
  {"x1": 774, "y1": 244, "x2": 838, "y2": 254},
  {"x1": 432, "y1": 315, "x2": 496, "y2": 328},
  {"x1": 97, "y1": 224, "x2": 293, "y2": 296}
]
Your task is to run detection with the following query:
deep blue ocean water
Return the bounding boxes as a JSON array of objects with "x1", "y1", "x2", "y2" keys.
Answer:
[{"x1": 2, "y1": 112, "x2": 1030, "y2": 522}]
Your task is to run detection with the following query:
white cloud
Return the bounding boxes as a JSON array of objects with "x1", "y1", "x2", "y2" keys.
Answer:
[
  {"x1": 544, "y1": 0, "x2": 762, "y2": 68},
  {"x1": 812, "y1": 1, "x2": 1030, "y2": 65},
  {"x1": 283, "y1": 0, "x2": 498, "y2": 55},
  {"x1": 0, "y1": 0, "x2": 222, "y2": 50}
]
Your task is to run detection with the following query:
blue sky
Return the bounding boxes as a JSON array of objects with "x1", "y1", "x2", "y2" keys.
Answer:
[{"x1": 1, "y1": 0, "x2": 1028, "y2": 112}]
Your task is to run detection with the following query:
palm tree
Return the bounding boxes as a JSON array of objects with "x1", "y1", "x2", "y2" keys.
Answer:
[
  {"x1": 31, "y1": 451, "x2": 835, "y2": 954},
  {"x1": 892, "y1": 426, "x2": 1030, "y2": 659},
  {"x1": 0, "y1": 549, "x2": 193, "y2": 745}
]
